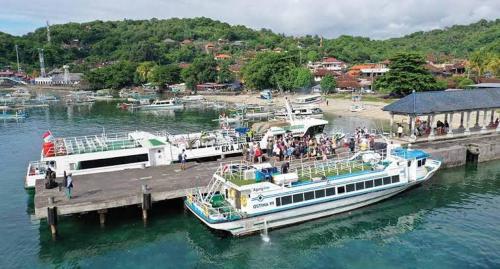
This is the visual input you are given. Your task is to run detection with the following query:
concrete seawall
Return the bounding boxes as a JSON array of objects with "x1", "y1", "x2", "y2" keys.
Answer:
[{"x1": 414, "y1": 134, "x2": 500, "y2": 168}]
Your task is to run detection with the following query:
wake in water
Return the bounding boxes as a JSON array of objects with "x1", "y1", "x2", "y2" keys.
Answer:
[{"x1": 261, "y1": 220, "x2": 270, "y2": 243}]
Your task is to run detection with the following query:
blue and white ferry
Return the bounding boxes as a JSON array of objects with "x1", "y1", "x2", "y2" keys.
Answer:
[{"x1": 185, "y1": 142, "x2": 441, "y2": 236}]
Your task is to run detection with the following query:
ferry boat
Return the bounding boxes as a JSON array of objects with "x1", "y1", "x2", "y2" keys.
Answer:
[
  {"x1": 185, "y1": 143, "x2": 441, "y2": 236},
  {"x1": 25, "y1": 111, "x2": 329, "y2": 188},
  {"x1": 141, "y1": 99, "x2": 183, "y2": 110},
  {"x1": 293, "y1": 94, "x2": 322, "y2": 105}
]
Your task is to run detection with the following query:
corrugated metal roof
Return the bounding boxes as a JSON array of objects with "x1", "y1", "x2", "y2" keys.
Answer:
[{"x1": 383, "y1": 88, "x2": 500, "y2": 115}]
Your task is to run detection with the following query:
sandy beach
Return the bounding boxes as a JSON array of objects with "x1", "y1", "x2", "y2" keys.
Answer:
[{"x1": 205, "y1": 93, "x2": 394, "y2": 121}]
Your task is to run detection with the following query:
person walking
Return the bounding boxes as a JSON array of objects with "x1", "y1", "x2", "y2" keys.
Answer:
[{"x1": 66, "y1": 173, "x2": 73, "y2": 199}]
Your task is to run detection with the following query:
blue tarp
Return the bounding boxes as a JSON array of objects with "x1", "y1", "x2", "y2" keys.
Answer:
[{"x1": 235, "y1": 127, "x2": 250, "y2": 135}]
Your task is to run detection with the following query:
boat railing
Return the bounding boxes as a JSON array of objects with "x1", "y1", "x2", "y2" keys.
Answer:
[
  {"x1": 27, "y1": 161, "x2": 48, "y2": 176},
  {"x1": 44, "y1": 133, "x2": 142, "y2": 157},
  {"x1": 291, "y1": 149, "x2": 386, "y2": 179},
  {"x1": 187, "y1": 193, "x2": 241, "y2": 220}
]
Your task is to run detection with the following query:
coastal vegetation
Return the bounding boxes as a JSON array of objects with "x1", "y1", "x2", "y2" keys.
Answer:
[{"x1": 0, "y1": 17, "x2": 499, "y2": 94}]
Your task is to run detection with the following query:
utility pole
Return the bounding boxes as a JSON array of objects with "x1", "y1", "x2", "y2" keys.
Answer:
[
  {"x1": 15, "y1": 44, "x2": 21, "y2": 72},
  {"x1": 39, "y1": 49, "x2": 46, "y2": 77},
  {"x1": 46, "y1": 21, "x2": 51, "y2": 44}
]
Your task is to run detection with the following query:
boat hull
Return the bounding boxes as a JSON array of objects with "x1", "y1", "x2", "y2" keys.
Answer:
[{"x1": 186, "y1": 170, "x2": 437, "y2": 236}]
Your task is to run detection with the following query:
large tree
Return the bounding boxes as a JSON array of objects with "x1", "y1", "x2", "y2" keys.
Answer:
[
  {"x1": 293, "y1": 67, "x2": 313, "y2": 90},
  {"x1": 374, "y1": 52, "x2": 442, "y2": 96},
  {"x1": 241, "y1": 52, "x2": 299, "y2": 90},
  {"x1": 85, "y1": 61, "x2": 138, "y2": 90},
  {"x1": 320, "y1": 74, "x2": 337, "y2": 93},
  {"x1": 136, "y1": 61, "x2": 157, "y2": 83},
  {"x1": 181, "y1": 56, "x2": 218, "y2": 91},
  {"x1": 148, "y1": 64, "x2": 182, "y2": 89}
]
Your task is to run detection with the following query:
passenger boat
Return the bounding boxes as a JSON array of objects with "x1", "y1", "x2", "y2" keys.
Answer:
[
  {"x1": 185, "y1": 143, "x2": 441, "y2": 236},
  {"x1": 274, "y1": 106, "x2": 324, "y2": 119},
  {"x1": 141, "y1": 99, "x2": 183, "y2": 110},
  {"x1": 293, "y1": 94, "x2": 323, "y2": 105},
  {"x1": 25, "y1": 108, "x2": 330, "y2": 188}
]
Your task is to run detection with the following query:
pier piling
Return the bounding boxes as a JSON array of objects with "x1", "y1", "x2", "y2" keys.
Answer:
[
  {"x1": 47, "y1": 197, "x2": 57, "y2": 238},
  {"x1": 98, "y1": 209, "x2": 107, "y2": 227},
  {"x1": 142, "y1": 184, "x2": 152, "y2": 222}
]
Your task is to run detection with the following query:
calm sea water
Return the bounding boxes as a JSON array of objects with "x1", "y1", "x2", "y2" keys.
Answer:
[{"x1": 1, "y1": 100, "x2": 499, "y2": 269}]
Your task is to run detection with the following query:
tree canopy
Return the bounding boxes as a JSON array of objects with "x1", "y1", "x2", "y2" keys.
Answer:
[
  {"x1": 320, "y1": 74, "x2": 337, "y2": 93},
  {"x1": 374, "y1": 53, "x2": 443, "y2": 96}
]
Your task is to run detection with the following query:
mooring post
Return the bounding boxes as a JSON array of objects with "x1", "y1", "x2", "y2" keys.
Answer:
[
  {"x1": 98, "y1": 209, "x2": 107, "y2": 227},
  {"x1": 47, "y1": 196, "x2": 57, "y2": 239},
  {"x1": 142, "y1": 184, "x2": 152, "y2": 223}
]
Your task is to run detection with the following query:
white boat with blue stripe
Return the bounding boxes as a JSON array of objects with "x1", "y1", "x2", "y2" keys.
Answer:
[{"x1": 185, "y1": 142, "x2": 441, "y2": 236}]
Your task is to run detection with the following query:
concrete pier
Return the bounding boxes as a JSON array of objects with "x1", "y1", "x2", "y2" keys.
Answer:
[
  {"x1": 410, "y1": 133, "x2": 500, "y2": 168},
  {"x1": 34, "y1": 159, "x2": 224, "y2": 219}
]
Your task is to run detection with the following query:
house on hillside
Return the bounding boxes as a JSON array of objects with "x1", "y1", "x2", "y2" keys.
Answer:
[
  {"x1": 336, "y1": 74, "x2": 360, "y2": 92},
  {"x1": 205, "y1": 42, "x2": 216, "y2": 54},
  {"x1": 312, "y1": 69, "x2": 340, "y2": 82},
  {"x1": 215, "y1": 54, "x2": 231, "y2": 60},
  {"x1": 308, "y1": 57, "x2": 347, "y2": 72}
]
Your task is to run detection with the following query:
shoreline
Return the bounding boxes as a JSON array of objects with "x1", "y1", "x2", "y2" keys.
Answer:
[{"x1": 204, "y1": 93, "x2": 395, "y2": 121}]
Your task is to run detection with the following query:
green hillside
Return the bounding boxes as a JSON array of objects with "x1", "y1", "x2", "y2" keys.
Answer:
[{"x1": 0, "y1": 17, "x2": 498, "y2": 73}]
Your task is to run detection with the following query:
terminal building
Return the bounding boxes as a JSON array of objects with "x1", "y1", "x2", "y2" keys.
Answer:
[{"x1": 383, "y1": 88, "x2": 500, "y2": 142}]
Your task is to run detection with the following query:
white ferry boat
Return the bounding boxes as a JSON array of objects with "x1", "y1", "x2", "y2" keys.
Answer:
[
  {"x1": 25, "y1": 114, "x2": 329, "y2": 188},
  {"x1": 141, "y1": 99, "x2": 183, "y2": 110},
  {"x1": 293, "y1": 94, "x2": 323, "y2": 105},
  {"x1": 185, "y1": 143, "x2": 441, "y2": 236}
]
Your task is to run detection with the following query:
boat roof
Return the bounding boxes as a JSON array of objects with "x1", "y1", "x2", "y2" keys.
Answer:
[
  {"x1": 44, "y1": 131, "x2": 163, "y2": 157},
  {"x1": 391, "y1": 148, "x2": 429, "y2": 159}
]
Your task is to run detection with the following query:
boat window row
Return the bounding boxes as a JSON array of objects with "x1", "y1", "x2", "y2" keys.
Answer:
[
  {"x1": 275, "y1": 175, "x2": 400, "y2": 207},
  {"x1": 417, "y1": 158, "x2": 426, "y2": 167}
]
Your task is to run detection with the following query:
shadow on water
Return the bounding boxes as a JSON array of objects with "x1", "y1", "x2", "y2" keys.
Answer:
[{"x1": 34, "y1": 161, "x2": 500, "y2": 268}]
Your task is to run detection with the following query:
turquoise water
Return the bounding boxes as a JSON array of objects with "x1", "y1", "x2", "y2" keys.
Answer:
[{"x1": 1, "y1": 101, "x2": 499, "y2": 268}]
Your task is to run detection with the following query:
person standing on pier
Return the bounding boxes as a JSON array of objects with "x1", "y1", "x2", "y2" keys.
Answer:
[
  {"x1": 180, "y1": 149, "x2": 187, "y2": 170},
  {"x1": 66, "y1": 173, "x2": 73, "y2": 199}
]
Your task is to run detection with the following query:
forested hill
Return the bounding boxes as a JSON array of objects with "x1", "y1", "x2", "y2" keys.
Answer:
[{"x1": 0, "y1": 17, "x2": 498, "y2": 72}]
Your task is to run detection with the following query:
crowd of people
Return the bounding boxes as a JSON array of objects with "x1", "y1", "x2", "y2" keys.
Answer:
[{"x1": 242, "y1": 127, "x2": 376, "y2": 163}]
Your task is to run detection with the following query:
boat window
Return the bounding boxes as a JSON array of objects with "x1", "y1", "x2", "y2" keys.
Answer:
[
  {"x1": 408, "y1": 161, "x2": 411, "y2": 167},
  {"x1": 365, "y1": 180, "x2": 373, "y2": 188},
  {"x1": 355, "y1": 182, "x2": 364, "y2": 191},
  {"x1": 281, "y1": 196, "x2": 292, "y2": 206},
  {"x1": 346, "y1": 184, "x2": 355, "y2": 192},
  {"x1": 417, "y1": 160, "x2": 421, "y2": 167},
  {"x1": 315, "y1": 189, "x2": 325, "y2": 198},
  {"x1": 293, "y1": 193, "x2": 304, "y2": 203},
  {"x1": 383, "y1": 177, "x2": 391, "y2": 185},
  {"x1": 326, "y1": 187, "x2": 335, "y2": 196},
  {"x1": 304, "y1": 191, "x2": 315, "y2": 201},
  {"x1": 391, "y1": 175, "x2": 400, "y2": 183},
  {"x1": 276, "y1": 197, "x2": 281, "y2": 207},
  {"x1": 337, "y1": 186, "x2": 345, "y2": 194},
  {"x1": 79, "y1": 154, "x2": 149, "y2": 170},
  {"x1": 422, "y1": 158, "x2": 426, "y2": 165},
  {"x1": 374, "y1": 178, "x2": 383, "y2": 186}
]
